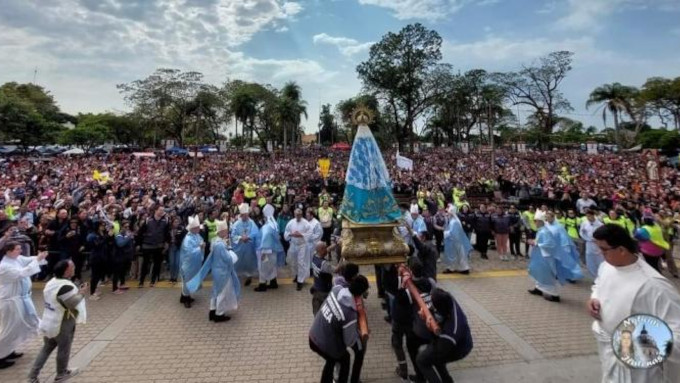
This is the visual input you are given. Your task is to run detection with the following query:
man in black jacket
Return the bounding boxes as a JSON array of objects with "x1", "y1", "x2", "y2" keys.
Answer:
[
  {"x1": 137, "y1": 205, "x2": 170, "y2": 287},
  {"x1": 473, "y1": 205, "x2": 492, "y2": 260},
  {"x1": 406, "y1": 225, "x2": 438, "y2": 281}
]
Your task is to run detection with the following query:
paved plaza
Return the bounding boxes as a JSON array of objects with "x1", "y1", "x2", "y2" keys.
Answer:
[{"x1": 3, "y1": 254, "x2": 679, "y2": 383}]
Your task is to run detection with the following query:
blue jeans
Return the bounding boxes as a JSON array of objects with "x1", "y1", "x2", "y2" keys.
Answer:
[{"x1": 168, "y1": 245, "x2": 180, "y2": 281}]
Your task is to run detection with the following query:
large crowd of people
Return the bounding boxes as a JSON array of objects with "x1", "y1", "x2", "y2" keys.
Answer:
[{"x1": 1, "y1": 146, "x2": 679, "y2": 382}]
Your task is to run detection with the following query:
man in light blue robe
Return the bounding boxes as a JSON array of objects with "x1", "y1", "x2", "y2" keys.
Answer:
[
  {"x1": 180, "y1": 215, "x2": 204, "y2": 308},
  {"x1": 187, "y1": 221, "x2": 240, "y2": 322},
  {"x1": 231, "y1": 203, "x2": 259, "y2": 287},
  {"x1": 527, "y1": 211, "x2": 562, "y2": 302},
  {"x1": 545, "y1": 211, "x2": 584, "y2": 283},
  {"x1": 442, "y1": 205, "x2": 473, "y2": 274},
  {"x1": 254, "y1": 205, "x2": 285, "y2": 292}
]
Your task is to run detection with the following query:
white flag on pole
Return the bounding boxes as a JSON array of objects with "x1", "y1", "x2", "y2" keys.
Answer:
[{"x1": 396, "y1": 152, "x2": 413, "y2": 171}]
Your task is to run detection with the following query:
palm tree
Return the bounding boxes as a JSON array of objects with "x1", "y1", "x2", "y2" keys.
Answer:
[
  {"x1": 280, "y1": 82, "x2": 307, "y2": 150},
  {"x1": 230, "y1": 87, "x2": 258, "y2": 147},
  {"x1": 586, "y1": 83, "x2": 637, "y2": 144}
]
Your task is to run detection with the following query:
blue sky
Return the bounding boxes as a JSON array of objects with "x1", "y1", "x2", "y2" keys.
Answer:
[{"x1": 1, "y1": 0, "x2": 679, "y2": 135}]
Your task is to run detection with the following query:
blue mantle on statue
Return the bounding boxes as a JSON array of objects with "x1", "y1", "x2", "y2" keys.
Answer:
[{"x1": 339, "y1": 125, "x2": 401, "y2": 224}]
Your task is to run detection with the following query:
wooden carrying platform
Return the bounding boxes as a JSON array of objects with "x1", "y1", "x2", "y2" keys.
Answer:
[{"x1": 340, "y1": 220, "x2": 409, "y2": 265}]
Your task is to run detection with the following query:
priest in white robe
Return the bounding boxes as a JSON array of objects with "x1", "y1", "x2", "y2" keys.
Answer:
[
  {"x1": 579, "y1": 210, "x2": 604, "y2": 278},
  {"x1": 284, "y1": 208, "x2": 310, "y2": 291},
  {"x1": 0, "y1": 241, "x2": 48, "y2": 369},
  {"x1": 305, "y1": 208, "x2": 323, "y2": 274},
  {"x1": 589, "y1": 223, "x2": 680, "y2": 383}
]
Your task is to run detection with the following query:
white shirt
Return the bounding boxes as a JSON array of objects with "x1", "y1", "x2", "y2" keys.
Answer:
[
  {"x1": 284, "y1": 218, "x2": 310, "y2": 247},
  {"x1": 576, "y1": 198, "x2": 597, "y2": 214},
  {"x1": 591, "y1": 257, "x2": 680, "y2": 382}
]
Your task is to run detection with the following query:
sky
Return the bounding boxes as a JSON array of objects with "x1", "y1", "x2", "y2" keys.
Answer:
[{"x1": 1, "y1": 0, "x2": 679, "y2": 135}]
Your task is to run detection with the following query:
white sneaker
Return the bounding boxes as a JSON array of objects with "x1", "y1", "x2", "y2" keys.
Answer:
[
  {"x1": 54, "y1": 368, "x2": 80, "y2": 382},
  {"x1": 89, "y1": 295, "x2": 101, "y2": 301}
]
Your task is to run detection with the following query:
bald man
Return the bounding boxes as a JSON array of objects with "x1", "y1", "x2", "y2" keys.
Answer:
[{"x1": 310, "y1": 241, "x2": 338, "y2": 315}]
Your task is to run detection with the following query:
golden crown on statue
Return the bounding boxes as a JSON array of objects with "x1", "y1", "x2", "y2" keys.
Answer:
[{"x1": 351, "y1": 105, "x2": 375, "y2": 126}]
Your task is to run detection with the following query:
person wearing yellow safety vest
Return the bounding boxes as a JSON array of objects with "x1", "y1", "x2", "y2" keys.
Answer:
[
  {"x1": 564, "y1": 209, "x2": 584, "y2": 262},
  {"x1": 634, "y1": 211, "x2": 670, "y2": 273},
  {"x1": 317, "y1": 200, "x2": 334, "y2": 244},
  {"x1": 602, "y1": 210, "x2": 634, "y2": 236},
  {"x1": 318, "y1": 188, "x2": 331, "y2": 207},
  {"x1": 452, "y1": 183, "x2": 466, "y2": 206},
  {"x1": 416, "y1": 185, "x2": 428, "y2": 210},
  {"x1": 522, "y1": 205, "x2": 537, "y2": 256},
  {"x1": 658, "y1": 210, "x2": 679, "y2": 278},
  {"x1": 433, "y1": 187, "x2": 446, "y2": 210},
  {"x1": 242, "y1": 177, "x2": 257, "y2": 203}
]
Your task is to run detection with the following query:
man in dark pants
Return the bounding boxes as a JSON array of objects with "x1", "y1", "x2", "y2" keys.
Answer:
[
  {"x1": 310, "y1": 241, "x2": 337, "y2": 315},
  {"x1": 137, "y1": 205, "x2": 170, "y2": 287},
  {"x1": 473, "y1": 205, "x2": 492, "y2": 260},
  {"x1": 28, "y1": 260, "x2": 85, "y2": 382},
  {"x1": 407, "y1": 225, "x2": 439, "y2": 281},
  {"x1": 508, "y1": 205, "x2": 523, "y2": 257},
  {"x1": 407, "y1": 288, "x2": 473, "y2": 383},
  {"x1": 309, "y1": 275, "x2": 369, "y2": 383},
  {"x1": 392, "y1": 258, "x2": 435, "y2": 381}
]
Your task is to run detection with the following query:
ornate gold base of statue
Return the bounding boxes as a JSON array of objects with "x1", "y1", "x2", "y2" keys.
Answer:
[{"x1": 340, "y1": 220, "x2": 409, "y2": 265}]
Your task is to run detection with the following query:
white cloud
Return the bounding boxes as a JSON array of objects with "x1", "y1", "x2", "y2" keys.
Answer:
[
  {"x1": 557, "y1": 0, "x2": 680, "y2": 31},
  {"x1": 0, "y1": 0, "x2": 338, "y2": 134},
  {"x1": 443, "y1": 35, "x2": 604, "y2": 65},
  {"x1": 357, "y1": 0, "x2": 466, "y2": 21},
  {"x1": 313, "y1": 33, "x2": 373, "y2": 56}
]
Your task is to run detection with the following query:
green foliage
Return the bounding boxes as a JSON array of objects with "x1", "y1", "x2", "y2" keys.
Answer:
[
  {"x1": 318, "y1": 104, "x2": 337, "y2": 145},
  {"x1": 0, "y1": 82, "x2": 66, "y2": 150},
  {"x1": 637, "y1": 129, "x2": 680, "y2": 151},
  {"x1": 356, "y1": 23, "x2": 447, "y2": 150},
  {"x1": 492, "y1": 51, "x2": 574, "y2": 142},
  {"x1": 60, "y1": 116, "x2": 111, "y2": 150},
  {"x1": 118, "y1": 69, "x2": 227, "y2": 147}
]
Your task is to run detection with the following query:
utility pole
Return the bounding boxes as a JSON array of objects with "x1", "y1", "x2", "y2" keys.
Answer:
[
  {"x1": 194, "y1": 99, "x2": 201, "y2": 170},
  {"x1": 489, "y1": 104, "x2": 495, "y2": 172}
]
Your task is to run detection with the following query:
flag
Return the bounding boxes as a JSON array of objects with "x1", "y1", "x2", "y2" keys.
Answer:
[
  {"x1": 396, "y1": 152, "x2": 413, "y2": 171},
  {"x1": 318, "y1": 158, "x2": 331, "y2": 178}
]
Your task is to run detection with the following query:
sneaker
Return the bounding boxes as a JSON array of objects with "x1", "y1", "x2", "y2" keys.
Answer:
[
  {"x1": 544, "y1": 295, "x2": 561, "y2": 303},
  {"x1": 527, "y1": 288, "x2": 542, "y2": 296},
  {"x1": 89, "y1": 295, "x2": 101, "y2": 301},
  {"x1": 119, "y1": 286, "x2": 129, "y2": 290},
  {"x1": 54, "y1": 368, "x2": 80, "y2": 382},
  {"x1": 113, "y1": 289, "x2": 124, "y2": 295}
]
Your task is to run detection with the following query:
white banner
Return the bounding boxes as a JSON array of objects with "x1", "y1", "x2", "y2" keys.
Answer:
[
  {"x1": 586, "y1": 142, "x2": 598, "y2": 155},
  {"x1": 218, "y1": 140, "x2": 228, "y2": 152},
  {"x1": 517, "y1": 143, "x2": 526, "y2": 153},
  {"x1": 396, "y1": 153, "x2": 413, "y2": 171}
]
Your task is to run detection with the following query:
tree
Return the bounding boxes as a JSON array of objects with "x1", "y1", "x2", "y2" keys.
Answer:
[
  {"x1": 0, "y1": 83, "x2": 65, "y2": 150},
  {"x1": 640, "y1": 77, "x2": 680, "y2": 130},
  {"x1": 117, "y1": 68, "x2": 206, "y2": 147},
  {"x1": 60, "y1": 116, "x2": 110, "y2": 151},
  {"x1": 318, "y1": 104, "x2": 338, "y2": 145},
  {"x1": 356, "y1": 23, "x2": 447, "y2": 151},
  {"x1": 279, "y1": 81, "x2": 307, "y2": 150},
  {"x1": 586, "y1": 82, "x2": 640, "y2": 145},
  {"x1": 492, "y1": 51, "x2": 574, "y2": 146}
]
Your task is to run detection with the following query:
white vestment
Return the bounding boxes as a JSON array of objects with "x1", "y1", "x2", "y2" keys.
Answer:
[
  {"x1": 591, "y1": 257, "x2": 680, "y2": 382},
  {"x1": 0, "y1": 256, "x2": 42, "y2": 358},
  {"x1": 284, "y1": 218, "x2": 311, "y2": 284},
  {"x1": 306, "y1": 218, "x2": 323, "y2": 263},
  {"x1": 580, "y1": 219, "x2": 604, "y2": 278}
]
